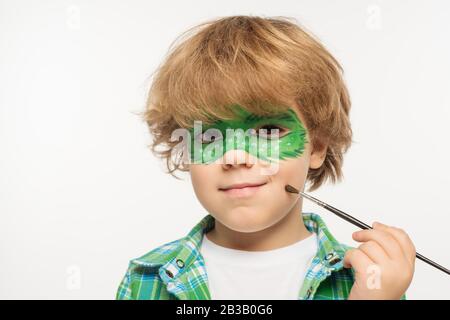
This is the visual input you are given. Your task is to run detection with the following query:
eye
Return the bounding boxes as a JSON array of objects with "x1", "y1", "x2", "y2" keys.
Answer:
[
  {"x1": 196, "y1": 131, "x2": 222, "y2": 144},
  {"x1": 254, "y1": 124, "x2": 288, "y2": 138}
]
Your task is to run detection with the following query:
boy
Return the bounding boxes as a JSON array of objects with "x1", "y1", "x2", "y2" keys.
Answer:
[{"x1": 116, "y1": 15, "x2": 415, "y2": 300}]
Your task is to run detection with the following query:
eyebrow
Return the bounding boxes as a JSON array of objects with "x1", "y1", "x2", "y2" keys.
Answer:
[
  {"x1": 244, "y1": 110, "x2": 297, "y2": 124},
  {"x1": 192, "y1": 109, "x2": 299, "y2": 131},
  {"x1": 244, "y1": 113, "x2": 266, "y2": 123}
]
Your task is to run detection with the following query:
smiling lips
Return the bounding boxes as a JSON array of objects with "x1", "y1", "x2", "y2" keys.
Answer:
[{"x1": 219, "y1": 182, "x2": 267, "y2": 198}]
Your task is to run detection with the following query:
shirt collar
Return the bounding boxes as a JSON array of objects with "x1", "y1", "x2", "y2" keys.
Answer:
[{"x1": 131, "y1": 211, "x2": 348, "y2": 283}]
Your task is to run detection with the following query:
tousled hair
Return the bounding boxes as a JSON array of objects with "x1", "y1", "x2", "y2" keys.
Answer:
[{"x1": 142, "y1": 15, "x2": 353, "y2": 191}]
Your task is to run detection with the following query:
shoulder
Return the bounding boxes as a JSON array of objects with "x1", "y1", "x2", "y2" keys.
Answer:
[
  {"x1": 303, "y1": 212, "x2": 357, "y2": 299},
  {"x1": 124, "y1": 236, "x2": 189, "y2": 280},
  {"x1": 130, "y1": 238, "x2": 185, "y2": 269},
  {"x1": 116, "y1": 214, "x2": 211, "y2": 300},
  {"x1": 116, "y1": 238, "x2": 185, "y2": 300},
  {"x1": 313, "y1": 242, "x2": 356, "y2": 300}
]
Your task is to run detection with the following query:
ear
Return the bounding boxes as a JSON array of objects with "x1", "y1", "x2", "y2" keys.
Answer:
[{"x1": 309, "y1": 138, "x2": 328, "y2": 169}]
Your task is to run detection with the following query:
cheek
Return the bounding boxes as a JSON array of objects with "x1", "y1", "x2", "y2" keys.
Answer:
[
  {"x1": 190, "y1": 165, "x2": 214, "y2": 189},
  {"x1": 189, "y1": 165, "x2": 221, "y2": 208},
  {"x1": 275, "y1": 155, "x2": 310, "y2": 186}
]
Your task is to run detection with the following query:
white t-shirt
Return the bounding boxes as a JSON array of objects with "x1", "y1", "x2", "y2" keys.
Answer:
[{"x1": 199, "y1": 232, "x2": 318, "y2": 300}]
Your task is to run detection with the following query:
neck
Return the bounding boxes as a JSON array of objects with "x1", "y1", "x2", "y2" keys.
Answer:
[{"x1": 205, "y1": 200, "x2": 312, "y2": 251}]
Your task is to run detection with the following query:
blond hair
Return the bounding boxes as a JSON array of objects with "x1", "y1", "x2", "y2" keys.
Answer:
[{"x1": 142, "y1": 15, "x2": 353, "y2": 191}]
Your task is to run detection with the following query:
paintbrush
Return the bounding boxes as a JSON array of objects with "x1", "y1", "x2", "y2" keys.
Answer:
[{"x1": 285, "y1": 184, "x2": 450, "y2": 276}]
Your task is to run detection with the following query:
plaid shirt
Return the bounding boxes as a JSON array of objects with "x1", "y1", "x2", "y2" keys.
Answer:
[{"x1": 116, "y1": 212, "x2": 406, "y2": 300}]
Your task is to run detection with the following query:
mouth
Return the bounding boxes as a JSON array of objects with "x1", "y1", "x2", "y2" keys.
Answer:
[{"x1": 218, "y1": 182, "x2": 268, "y2": 198}]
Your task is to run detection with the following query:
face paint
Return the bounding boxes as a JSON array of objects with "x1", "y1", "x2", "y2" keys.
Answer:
[{"x1": 187, "y1": 104, "x2": 308, "y2": 164}]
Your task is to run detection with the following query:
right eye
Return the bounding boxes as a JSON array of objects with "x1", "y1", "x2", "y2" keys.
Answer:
[{"x1": 196, "y1": 130, "x2": 222, "y2": 144}]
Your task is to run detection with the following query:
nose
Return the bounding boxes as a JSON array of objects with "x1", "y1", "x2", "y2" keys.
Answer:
[{"x1": 221, "y1": 149, "x2": 255, "y2": 170}]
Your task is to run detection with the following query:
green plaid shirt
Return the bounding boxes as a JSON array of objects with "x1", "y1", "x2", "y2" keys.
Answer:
[{"x1": 116, "y1": 212, "x2": 405, "y2": 300}]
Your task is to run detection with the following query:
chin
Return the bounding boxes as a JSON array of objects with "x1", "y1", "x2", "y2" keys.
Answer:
[{"x1": 220, "y1": 207, "x2": 276, "y2": 233}]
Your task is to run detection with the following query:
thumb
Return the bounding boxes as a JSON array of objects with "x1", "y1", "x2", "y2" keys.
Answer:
[
  {"x1": 343, "y1": 249, "x2": 354, "y2": 269},
  {"x1": 343, "y1": 248, "x2": 373, "y2": 271}
]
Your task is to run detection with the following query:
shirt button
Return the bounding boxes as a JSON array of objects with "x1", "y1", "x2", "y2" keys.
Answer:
[
  {"x1": 329, "y1": 256, "x2": 342, "y2": 266},
  {"x1": 325, "y1": 252, "x2": 335, "y2": 260},
  {"x1": 165, "y1": 269, "x2": 174, "y2": 278},
  {"x1": 176, "y1": 259, "x2": 185, "y2": 268}
]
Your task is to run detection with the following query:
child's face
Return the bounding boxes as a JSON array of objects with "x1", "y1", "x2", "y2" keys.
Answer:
[{"x1": 188, "y1": 104, "x2": 327, "y2": 233}]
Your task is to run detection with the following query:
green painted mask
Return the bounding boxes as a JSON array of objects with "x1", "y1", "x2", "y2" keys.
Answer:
[{"x1": 187, "y1": 104, "x2": 308, "y2": 164}]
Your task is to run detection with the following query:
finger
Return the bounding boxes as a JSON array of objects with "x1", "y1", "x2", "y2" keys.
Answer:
[
  {"x1": 343, "y1": 248, "x2": 376, "y2": 272},
  {"x1": 353, "y1": 228, "x2": 403, "y2": 260},
  {"x1": 373, "y1": 222, "x2": 416, "y2": 267},
  {"x1": 357, "y1": 240, "x2": 390, "y2": 264}
]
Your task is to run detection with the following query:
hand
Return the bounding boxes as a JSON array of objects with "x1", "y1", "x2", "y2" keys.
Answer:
[{"x1": 343, "y1": 222, "x2": 416, "y2": 299}]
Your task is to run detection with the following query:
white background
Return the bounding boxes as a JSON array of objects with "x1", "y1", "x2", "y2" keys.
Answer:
[{"x1": 1, "y1": 0, "x2": 449, "y2": 299}]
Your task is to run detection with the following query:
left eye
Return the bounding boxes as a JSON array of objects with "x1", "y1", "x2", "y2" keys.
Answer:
[{"x1": 254, "y1": 125, "x2": 287, "y2": 138}]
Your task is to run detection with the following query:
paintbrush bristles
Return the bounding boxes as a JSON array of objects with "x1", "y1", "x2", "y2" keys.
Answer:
[{"x1": 284, "y1": 184, "x2": 300, "y2": 194}]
